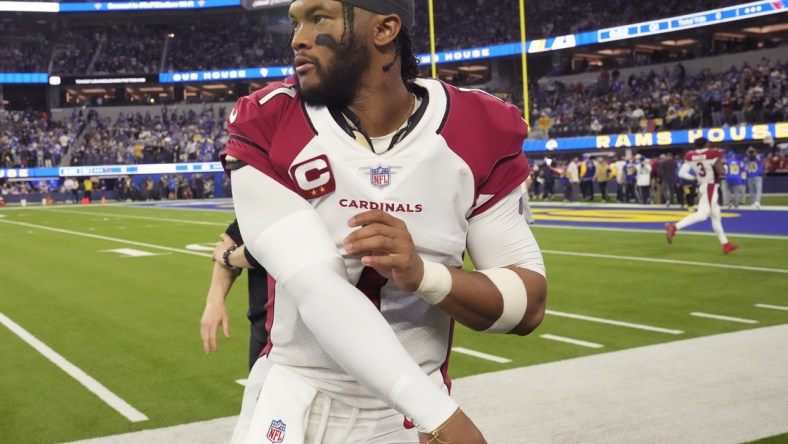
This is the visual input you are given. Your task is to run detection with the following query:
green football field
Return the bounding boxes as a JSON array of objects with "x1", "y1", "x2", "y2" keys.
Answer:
[{"x1": 0, "y1": 202, "x2": 786, "y2": 443}]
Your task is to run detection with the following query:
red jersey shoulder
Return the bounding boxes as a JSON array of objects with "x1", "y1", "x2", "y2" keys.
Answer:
[
  {"x1": 440, "y1": 82, "x2": 528, "y2": 160},
  {"x1": 706, "y1": 148, "x2": 724, "y2": 159},
  {"x1": 685, "y1": 148, "x2": 723, "y2": 162},
  {"x1": 443, "y1": 83, "x2": 528, "y2": 144},
  {"x1": 227, "y1": 79, "x2": 299, "y2": 142},
  {"x1": 437, "y1": 81, "x2": 530, "y2": 205}
]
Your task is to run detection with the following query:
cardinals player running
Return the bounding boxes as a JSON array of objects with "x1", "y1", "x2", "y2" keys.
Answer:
[{"x1": 665, "y1": 137, "x2": 739, "y2": 254}]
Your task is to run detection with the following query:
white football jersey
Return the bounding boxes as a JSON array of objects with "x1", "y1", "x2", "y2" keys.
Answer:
[
  {"x1": 223, "y1": 77, "x2": 530, "y2": 409},
  {"x1": 684, "y1": 148, "x2": 723, "y2": 185}
]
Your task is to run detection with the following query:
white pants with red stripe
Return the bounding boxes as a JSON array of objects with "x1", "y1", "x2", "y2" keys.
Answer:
[
  {"x1": 230, "y1": 357, "x2": 418, "y2": 444},
  {"x1": 675, "y1": 182, "x2": 729, "y2": 245}
]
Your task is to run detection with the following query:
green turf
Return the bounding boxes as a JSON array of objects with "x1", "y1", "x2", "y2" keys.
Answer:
[
  {"x1": 746, "y1": 432, "x2": 788, "y2": 444},
  {"x1": 1, "y1": 203, "x2": 786, "y2": 442}
]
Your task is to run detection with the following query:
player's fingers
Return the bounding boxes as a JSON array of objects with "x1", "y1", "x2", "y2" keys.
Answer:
[
  {"x1": 348, "y1": 210, "x2": 405, "y2": 229},
  {"x1": 344, "y1": 234, "x2": 401, "y2": 256},
  {"x1": 209, "y1": 325, "x2": 218, "y2": 352},
  {"x1": 200, "y1": 323, "x2": 212, "y2": 354},
  {"x1": 222, "y1": 317, "x2": 231, "y2": 339},
  {"x1": 344, "y1": 223, "x2": 410, "y2": 246},
  {"x1": 360, "y1": 253, "x2": 398, "y2": 269}
]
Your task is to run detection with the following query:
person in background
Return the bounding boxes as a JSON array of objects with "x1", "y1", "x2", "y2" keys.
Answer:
[
  {"x1": 593, "y1": 156, "x2": 610, "y2": 202},
  {"x1": 623, "y1": 156, "x2": 637, "y2": 203},
  {"x1": 200, "y1": 218, "x2": 269, "y2": 371},
  {"x1": 650, "y1": 155, "x2": 662, "y2": 204},
  {"x1": 540, "y1": 158, "x2": 555, "y2": 200},
  {"x1": 635, "y1": 154, "x2": 652, "y2": 204},
  {"x1": 658, "y1": 152, "x2": 678, "y2": 207},
  {"x1": 613, "y1": 155, "x2": 627, "y2": 202},
  {"x1": 676, "y1": 156, "x2": 696, "y2": 211},
  {"x1": 725, "y1": 150, "x2": 747, "y2": 208},
  {"x1": 82, "y1": 177, "x2": 93, "y2": 202},
  {"x1": 63, "y1": 177, "x2": 77, "y2": 203},
  {"x1": 744, "y1": 146, "x2": 764, "y2": 209},
  {"x1": 567, "y1": 156, "x2": 580, "y2": 203},
  {"x1": 666, "y1": 138, "x2": 739, "y2": 254},
  {"x1": 579, "y1": 154, "x2": 595, "y2": 201}
]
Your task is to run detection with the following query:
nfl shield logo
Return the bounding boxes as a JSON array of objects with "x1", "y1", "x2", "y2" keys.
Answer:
[
  {"x1": 267, "y1": 419, "x2": 286, "y2": 443},
  {"x1": 370, "y1": 166, "x2": 391, "y2": 189}
]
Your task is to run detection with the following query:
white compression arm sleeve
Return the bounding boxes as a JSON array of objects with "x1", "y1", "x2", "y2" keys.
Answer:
[
  {"x1": 231, "y1": 166, "x2": 457, "y2": 432},
  {"x1": 678, "y1": 161, "x2": 694, "y2": 182},
  {"x1": 467, "y1": 187, "x2": 545, "y2": 274}
]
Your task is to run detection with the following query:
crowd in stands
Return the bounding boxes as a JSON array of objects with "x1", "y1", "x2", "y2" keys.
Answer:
[
  {"x1": 165, "y1": 20, "x2": 292, "y2": 72},
  {"x1": 50, "y1": 28, "x2": 100, "y2": 75},
  {"x1": 2, "y1": 2, "x2": 787, "y2": 182},
  {"x1": 0, "y1": 110, "x2": 80, "y2": 169},
  {"x1": 0, "y1": 21, "x2": 52, "y2": 73},
  {"x1": 528, "y1": 57, "x2": 788, "y2": 139},
  {"x1": 93, "y1": 25, "x2": 166, "y2": 75},
  {"x1": 71, "y1": 104, "x2": 228, "y2": 166},
  {"x1": 0, "y1": 173, "x2": 219, "y2": 201},
  {"x1": 0, "y1": 0, "x2": 760, "y2": 74}
]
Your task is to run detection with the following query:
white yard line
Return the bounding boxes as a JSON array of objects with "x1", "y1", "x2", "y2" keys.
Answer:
[
  {"x1": 42, "y1": 208, "x2": 227, "y2": 226},
  {"x1": 0, "y1": 312, "x2": 148, "y2": 422},
  {"x1": 755, "y1": 303, "x2": 788, "y2": 311},
  {"x1": 690, "y1": 312, "x2": 759, "y2": 324},
  {"x1": 540, "y1": 334, "x2": 604, "y2": 349},
  {"x1": 6, "y1": 217, "x2": 783, "y2": 277},
  {"x1": 547, "y1": 310, "x2": 684, "y2": 334},
  {"x1": 542, "y1": 249, "x2": 788, "y2": 274},
  {"x1": 0, "y1": 219, "x2": 210, "y2": 258},
  {"x1": 451, "y1": 347, "x2": 512, "y2": 364},
  {"x1": 535, "y1": 223, "x2": 788, "y2": 240}
]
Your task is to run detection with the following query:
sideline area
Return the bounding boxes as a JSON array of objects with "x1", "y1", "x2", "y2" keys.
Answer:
[{"x1": 67, "y1": 325, "x2": 788, "y2": 444}]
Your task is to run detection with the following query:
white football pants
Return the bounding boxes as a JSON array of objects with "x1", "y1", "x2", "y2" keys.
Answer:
[{"x1": 230, "y1": 357, "x2": 419, "y2": 444}]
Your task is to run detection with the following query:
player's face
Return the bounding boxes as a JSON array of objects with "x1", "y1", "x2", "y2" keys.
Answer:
[{"x1": 290, "y1": 0, "x2": 371, "y2": 108}]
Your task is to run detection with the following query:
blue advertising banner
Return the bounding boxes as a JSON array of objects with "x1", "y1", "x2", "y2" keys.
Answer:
[
  {"x1": 59, "y1": 0, "x2": 239, "y2": 12},
  {"x1": 0, "y1": 73, "x2": 49, "y2": 84},
  {"x1": 523, "y1": 123, "x2": 787, "y2": 153}
]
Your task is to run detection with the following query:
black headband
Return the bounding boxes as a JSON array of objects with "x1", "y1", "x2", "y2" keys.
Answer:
[{"x1": 337, "y1": 0, "x2": 414, "y2": 29}]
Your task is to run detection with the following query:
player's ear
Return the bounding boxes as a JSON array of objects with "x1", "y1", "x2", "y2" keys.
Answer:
[{"x1": 372, "y1": 14, "x2": 401, "y2": 48}]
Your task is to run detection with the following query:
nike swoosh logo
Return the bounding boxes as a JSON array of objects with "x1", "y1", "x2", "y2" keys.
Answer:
[{"x1": 229, "y1": 108, "x2": 239, "y2": 124}]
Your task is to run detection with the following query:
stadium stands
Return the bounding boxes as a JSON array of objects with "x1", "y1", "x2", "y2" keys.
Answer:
[
  {"x1": 529, "y1": 55, "x2": 788, "y2": 140},
  {"x1": 0, "y1": 0, "x2": 785, "y2": 180},
  {"x1": 0, "y1": 0, "x2": 764, "y2": 74},
  {"x1": 0, "y1": 110, "x2": 81, "y2": 169}
]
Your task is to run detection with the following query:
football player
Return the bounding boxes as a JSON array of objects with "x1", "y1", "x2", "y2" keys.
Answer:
[
  {"x1": 223, "y1": 1, "x2": 547, "y2": 443},
  {"x1": 665, "y1": 137, "x2": 739, "y2": 254}
]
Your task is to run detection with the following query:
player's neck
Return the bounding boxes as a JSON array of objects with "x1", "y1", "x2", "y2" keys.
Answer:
[{"x1": 346, "y1": 83, "x2": 414, "y2": 137}]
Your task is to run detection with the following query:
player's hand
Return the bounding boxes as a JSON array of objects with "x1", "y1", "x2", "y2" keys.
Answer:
[
  {"x1": 200, "y1": 299, "x2": 230, "y2": 354},
  {"x1": 417, "y1": 409, "x2": 487, "y2": 444},
  {"x1": 212, "y1": 233, "x2": 236, "y2": 264},
  {"x1": 343, "y1": 210, "x2": 423, "y2": 292}
]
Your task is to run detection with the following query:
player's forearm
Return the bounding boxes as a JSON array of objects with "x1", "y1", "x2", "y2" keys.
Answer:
[
  {"x1": 441, "y1": 187, "x2": 547, "y2": 335},
  {"x1": 435, "y1": 266, "x2": 546, "y2": 335},
  {"x1": 206, "y1": 261, "x2": 238, "y2": 304}
]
